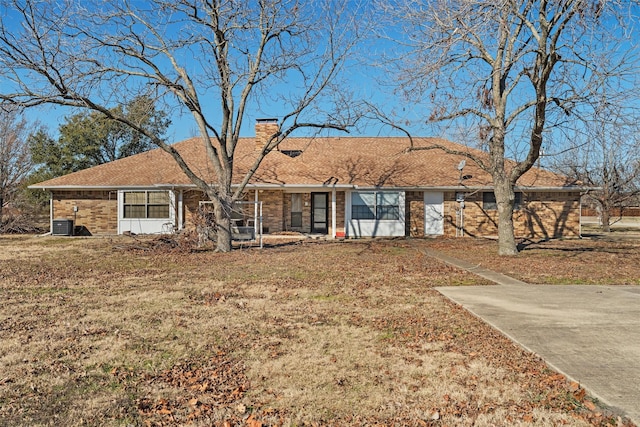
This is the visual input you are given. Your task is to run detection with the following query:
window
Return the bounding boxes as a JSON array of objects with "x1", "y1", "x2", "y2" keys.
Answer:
[
  {"x1": 290, "y1": 193, "x2": 303, "y2": 228},
  {"x1": 352, "y1": 192, "x2": 376, "y2": 219},
  {"x1": 376, "y1": 192, "x2": 400, "y2": 220},
  {"x1": 483, "y1": 192, "x2": 522, "y2": 210},
  {"x1": 482, "y1": 192, "x2": 497, "y2": 210},
  {"x1": 123, "y1": 191, "x2": 170, "y2": 219},
  {"x1": 352, "y1": 191, "x2": 400, "y2": 220}
]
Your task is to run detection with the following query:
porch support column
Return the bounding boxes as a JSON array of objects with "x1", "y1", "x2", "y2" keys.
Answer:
[
  {"x1": 49, "y1": 191, "x2": 53, "y2": 233},
  {"x1": 254, "y1": 189, "x2": 259, "y2": 236},
  {"x1": 116, "y1": 190, "x2": 123, "y2": 235},
  {"x1": 331, "y1": 187, "x2": 336, "y2": 239},
  {"x1": 177, "y1": 189, "x2": 184, "y2": 231}
]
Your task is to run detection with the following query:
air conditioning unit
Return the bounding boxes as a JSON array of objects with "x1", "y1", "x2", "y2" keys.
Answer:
[{"x1": 52, "y1": 219, "x2": 74, "y2": 236}]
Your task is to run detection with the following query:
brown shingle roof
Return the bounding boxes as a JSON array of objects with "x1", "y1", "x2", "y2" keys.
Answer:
[{"x1": 30, "y1": 136, "x2": 576, "y2": 190}]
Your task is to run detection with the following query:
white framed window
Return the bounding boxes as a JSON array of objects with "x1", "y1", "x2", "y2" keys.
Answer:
[
  {"x1": 291, "y1": 193, "x2": 303, "y2": 228},
  {"x1": 352, "y1": 192, "x2": 376, "y2": 219},
  {"x1": 376, "y1": 192, "x2": 400, "y2": 220},
  {"x1": 123, "y1": 191, "x2": 171, "y2": 219},
  {"x1": 352, "y1": 191, "x2": 400, "y2": 220}
]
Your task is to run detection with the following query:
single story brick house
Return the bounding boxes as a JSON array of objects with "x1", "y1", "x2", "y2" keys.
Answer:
[{"x1": 30, "y1": 119, "x2": 584, "y2": 239}]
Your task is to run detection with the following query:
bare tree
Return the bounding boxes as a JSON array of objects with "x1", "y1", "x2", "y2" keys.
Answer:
[
  {"x1": 377, "y1": 0, "x2": 639, "y2": 255},
  {"x1": 0, "y1": 0, "x2": 360, "y2": 251},
  {"x1": 552, "y1": 99, "x2": 640, "y2": 232},
  {"x1": 0, "y1": 106, "x2": 33, "y2": 225}
]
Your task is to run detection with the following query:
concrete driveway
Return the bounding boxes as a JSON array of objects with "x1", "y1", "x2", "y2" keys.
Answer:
[{"x1": 432, "y1": 252, "x2": 640, "y2": 424}]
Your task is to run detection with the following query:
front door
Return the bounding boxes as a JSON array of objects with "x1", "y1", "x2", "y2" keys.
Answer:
[
  {"x1": 424, "y1": 191, "x2": 444, "y2": 235},
  {"x1": 311, "y1": 193, "x2": 328, "y2": 234}
]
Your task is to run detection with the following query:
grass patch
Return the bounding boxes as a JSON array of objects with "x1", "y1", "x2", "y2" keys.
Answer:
[
  {"x1": 0, "y1": 235, "x2": 632, "y2": 426},
  {"x1": 428, "y1": 236, "x2": 640, "y2": 285}
]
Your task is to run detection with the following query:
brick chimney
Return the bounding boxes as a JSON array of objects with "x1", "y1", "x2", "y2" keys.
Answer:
[{"x1": 255, "y1": 118, "x2": 279, "y2": 151}]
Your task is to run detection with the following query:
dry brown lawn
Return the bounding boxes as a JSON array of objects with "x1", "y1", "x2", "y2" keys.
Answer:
[
  {"x1": 428, "y1": 234, "x2": 640, "y2": 285},
  {"x1": 0, "y1": 235, "x2": 635, "y2": 426}
]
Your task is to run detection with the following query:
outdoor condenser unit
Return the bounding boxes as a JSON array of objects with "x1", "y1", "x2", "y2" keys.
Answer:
[{"x1": 52, "y1": 219, "x2": 74, "y2": 236}]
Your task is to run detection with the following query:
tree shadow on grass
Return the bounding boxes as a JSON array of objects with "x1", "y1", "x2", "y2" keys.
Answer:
[{"x1": 516, "y1": 236, "x2": 636, "y2": 256}]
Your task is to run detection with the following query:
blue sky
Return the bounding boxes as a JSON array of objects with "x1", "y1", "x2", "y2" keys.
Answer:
[
  {"x1": 6, "y1": 1, "x2": 426, "y2": 143},
  {"x1": 6, "y1": 0, "x2": 640, "y2": 158}
]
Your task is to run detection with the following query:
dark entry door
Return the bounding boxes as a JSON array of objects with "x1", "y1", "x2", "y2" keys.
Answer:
[{"x1": 311, "y1": 193, "x2": 328, "y2": 234}]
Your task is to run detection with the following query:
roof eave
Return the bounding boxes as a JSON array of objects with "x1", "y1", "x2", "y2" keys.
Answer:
[
  {"x1": 515, "y1": 185, "x2": 598, "y2": 192},
  {"x1": 27, "y1": 184, "x2": 182, "y2": 190},
  {"x1": 29, "y1": 183, "x2": 595, "y2": 192}
]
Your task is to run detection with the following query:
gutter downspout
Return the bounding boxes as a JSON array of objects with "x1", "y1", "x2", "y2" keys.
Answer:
[{"x1": 49, "y1": 191, "x2": 53, "y2": 233}]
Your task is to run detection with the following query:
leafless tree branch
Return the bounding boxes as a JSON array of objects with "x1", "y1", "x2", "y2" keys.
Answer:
[{"x1": 0, "y1": 0, "x2": 362, "y2": 251}]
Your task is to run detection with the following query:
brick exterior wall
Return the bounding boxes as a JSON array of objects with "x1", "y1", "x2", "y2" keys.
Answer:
[
  {"x1": 281, "y1": 191, "x2": 345, "y2": 235},
  {"x1": 520, "y1": 192, "x2": 581, "y2": 238},
  {"x1": 335, "y1": 191, "x2": 345, "y2": 235},
  {"x1": 183, "y1": 190, "x2": 259, "y2": 230},
  {"x1": 257, "y1": 190, "x2": 284, "y2": 233},
  {"x1": 183, "y1": 190, "x2": 203, "y2": 231},
  {"x1": 302, "y1": 193, "x2": 312, "y2": 233},
  {"x1": 52, "y1": 188, "x2": 580, "y2": 239},
  {"x1": 283, "y1": 193, "x2": 311, "y2": 233},
  {"x1": 51, "y1": 190, "x2": 118, "y2": 235},
  {"x1": 583, "y1": 207, "x2": 640, "y2": 217},
  {"x1": 429, "y1": 191, "x2": 581, "y2": 239},
  {"x1": 405, "y1": 191, "x2": 425, "y2": 237},
  {"x1": 184, "y1": 190, "x2": 346, "y2": 235},
  {"x1": 184, "y1": 190, "x2": 289, "y2": 234},
  {"x1": 442, "y1": 192, "x2": 458, "y2": 237}
]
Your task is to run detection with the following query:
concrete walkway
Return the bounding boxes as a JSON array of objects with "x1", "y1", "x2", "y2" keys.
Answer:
[{"x1": 428, "y1": 249, "x2": 640, "y2": 425}]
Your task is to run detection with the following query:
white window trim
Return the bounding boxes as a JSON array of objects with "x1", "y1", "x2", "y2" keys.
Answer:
[
  {"x1": 346, "y1": 191, "x2": 405, "y2": 237},
  {"x1": 117, "y1": 190, "x2": 176, "y2": 235}
]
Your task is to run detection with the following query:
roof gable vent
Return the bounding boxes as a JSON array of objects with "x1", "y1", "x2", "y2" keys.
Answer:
[{"x1": 280, "y1": 150, "x2": 303, "y2": 158}]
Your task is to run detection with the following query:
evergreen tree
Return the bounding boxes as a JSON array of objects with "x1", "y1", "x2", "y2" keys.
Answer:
[{"x1": 30, "y1": 96, "x2": 170, "y2": 178}]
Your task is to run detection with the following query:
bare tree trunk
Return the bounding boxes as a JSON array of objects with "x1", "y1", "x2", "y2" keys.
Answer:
[
  {"x1": 377, "y1": 1, "x2": 636, "y2": 256},
  {"x1": 0, "y1": 194, "x2": 4, "y2": 225},
  {"x1": 600, "y1": 205, "x2": 611, "y2": 233},
  {"x1": 493, "y1": 177, "x2": 518, "y2": 256},
  {"x1": 0, "y1": 1, "x2": 356, "y2": 252},
  {"x1": 215, "y1": 197, "x2": 232, "y2": 253},
  {"x1": 489, "y1": 125, "x2": 518, "y2": 256}
]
